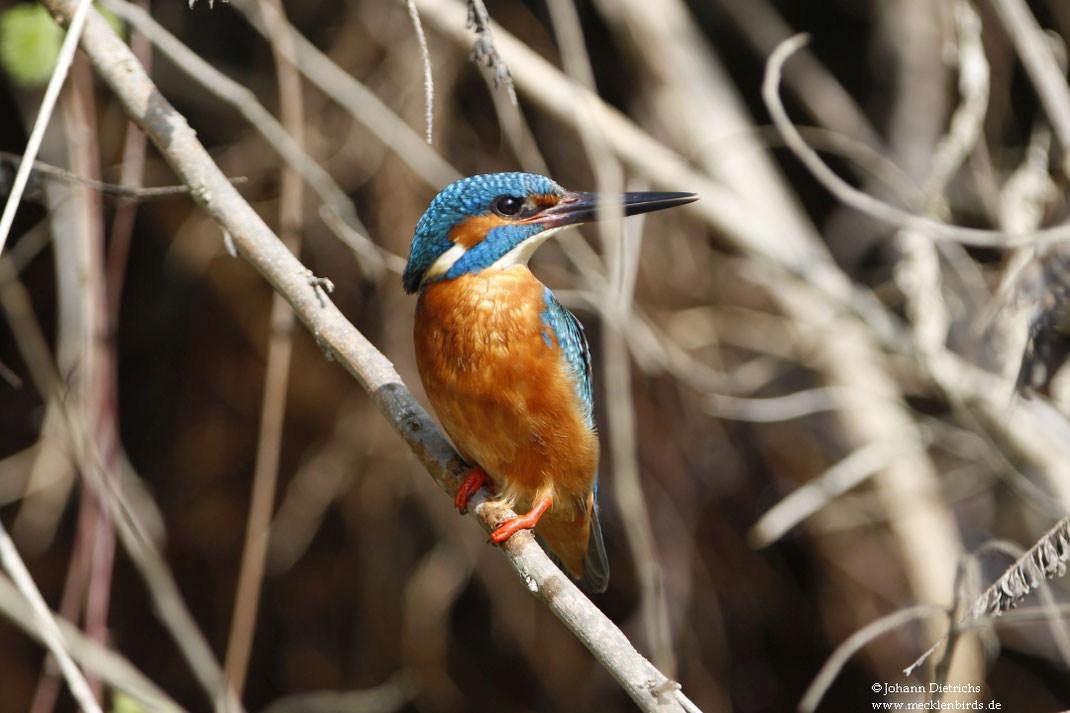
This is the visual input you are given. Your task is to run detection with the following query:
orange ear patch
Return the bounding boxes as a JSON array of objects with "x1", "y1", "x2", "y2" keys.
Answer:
[
  {"x1": 529, "y1": 192, "x2": 559, "y2": 209},
  {"x1": 449, "y1": 214, "x2": 509, "y2": 249}
]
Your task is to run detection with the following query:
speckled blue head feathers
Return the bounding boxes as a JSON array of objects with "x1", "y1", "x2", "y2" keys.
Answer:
[
  {"x1": 402, "y1": 172, "x2": 698, "y2": 294},
  {"x1": 402, "y1": 173, "x2": 564, "y2": 293}
]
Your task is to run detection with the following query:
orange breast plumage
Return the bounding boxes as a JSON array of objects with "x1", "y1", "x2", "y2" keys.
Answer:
[{"x1": 413, "y1": 266, "x2": 599, "y2": 577}]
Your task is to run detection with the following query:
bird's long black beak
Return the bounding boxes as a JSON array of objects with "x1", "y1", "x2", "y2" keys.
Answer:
[{"x1": 532, "y1": 190, "x2": 697, "y2": 229}]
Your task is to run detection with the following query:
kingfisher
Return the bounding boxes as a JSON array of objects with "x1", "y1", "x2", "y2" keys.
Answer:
[{"x1": 403, "y1": 172, "x2": 696, "y2": 592}]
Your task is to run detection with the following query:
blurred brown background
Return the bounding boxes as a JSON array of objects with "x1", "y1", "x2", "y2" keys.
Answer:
[{"x1": 2, "y1": 0, "x2": 1070, "y2": 711}]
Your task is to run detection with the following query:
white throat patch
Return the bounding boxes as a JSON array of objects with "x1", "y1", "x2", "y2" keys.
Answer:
[
  {"x1": 489, "y1": 227, "x2": 563, "y2": 270},
  {"x1": 420, "y1": 226, "x2": 565, "y2": 288},
  {"x1": 422, "y1": 243, "x2": 467, "y2": 283}
]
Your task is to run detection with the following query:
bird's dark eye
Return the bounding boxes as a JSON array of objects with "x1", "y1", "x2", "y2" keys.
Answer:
[{"x1": 492, "y1": 195, "x2": 523, "y2": 216}]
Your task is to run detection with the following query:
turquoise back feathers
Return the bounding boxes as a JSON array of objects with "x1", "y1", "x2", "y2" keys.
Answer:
[{"x1": 541, "y1": 287, "x2": 594, "y2": 428}]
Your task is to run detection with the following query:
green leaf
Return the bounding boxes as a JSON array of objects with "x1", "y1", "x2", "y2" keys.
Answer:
[
  {"x1": 111, "y1": 691, "x2": 149, "y2": 713},
  {"x1": 0, "y1": 3, "x2": 126, "y2": 89},
  {"x1": 0, "y1": 3, "x2": 64, "y2": 89}
]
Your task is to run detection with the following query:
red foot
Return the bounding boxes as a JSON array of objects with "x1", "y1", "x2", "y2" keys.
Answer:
[
  {"x1": 454, "y1": 466, "x2": 493, "y2": 512},
  {"x1": 490, "y1": 494, "x2": 553, "y2": 544}
]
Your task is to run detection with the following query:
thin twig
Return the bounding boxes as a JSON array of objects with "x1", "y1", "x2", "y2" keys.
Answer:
[
  {"x1": 748, "y1": 434, "x2": 930, "y2": 548},
  {"x1": 406, "y1": 0, "x2": 435, "y2": 143},
  {"x1": 755, "y1": 125, "x2": 919, "y2": 204},
  {"x1": 988, "y1": 0, "x2": 1070, "y2": 176},
  {"x1": 919, "y1": 0, "x2": 989, "y2": 213},
  {"x1": 0, "y1": 152, "x2": 238, "y2": 200},
  {"x1": 0, "y1": 0, "x2": 94, "y2": 257},
  {"x1": 466, "y1": 0, "x2": 517, "y2": 105},
  {"x1": 0, "y1": 573, "x2": 185, "y2": 713},
  {"x1": 763, "y1": 34, "x2": 1070, "y2": 248},
  {"x1": 74, "y1": 54, "x2": 117, "y2": 705},
  {"x1": 26, "y1": 59, "x2": 115, "y2": 713},
  {"x1": 993, "y1": 125, "x2": 1057, "y2": 316},
  {"x1": 893, "y1": 0, "x2": 988, "y2": 389},
  {"x1": 799, "y1": 605, "x2": 945, "y2": 713},
  {"x1": 897, "y1": 0, "x2": 989, "y2": 384},
  {"x1": 0, "y1": 521, "x2": 103, "y2": 713},
  {"x1": 704, "y1": 386, "x2": 866, "y2": 423},
  {"x1": 260, "y1": 671, "x2": 419, "y2": 713}
]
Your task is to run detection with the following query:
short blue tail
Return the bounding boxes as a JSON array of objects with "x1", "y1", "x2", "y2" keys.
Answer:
[
  {"x1": 580, "y1": 501, "x2": 610, "y2": 593},
  {"x1": 535, "y1": 504, "x2": 610, "y2": 594}
]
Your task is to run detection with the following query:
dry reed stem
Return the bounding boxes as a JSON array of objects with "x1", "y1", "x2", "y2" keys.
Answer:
[
  {"x1": 13, "y1": 80, "x2": 108, "y2": 558},
  {"x1": 0, "y1": 573, "x2": 185, "y2": 713},
  {"x1": 0, "y1": 152, "x2": 207, "y2": 199},
  {"x1": 0, "y1": 522, "x2": 103, "y2": 713},
  {"x1": 221, "y1": 0, "x2": 307, "y2": 700},
  {"x1": 1, "y1": 258, "x2": 246, "y2": 711},
  {"x1": 24, "y1": 61, "x2": 116, "y2": 713}
]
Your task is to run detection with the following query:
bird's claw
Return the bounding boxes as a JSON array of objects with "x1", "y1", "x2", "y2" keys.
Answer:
[
  {"x1": 489, "y1": 494, "x2": 552, "y2": 544},
  {"x1": 454, "y1": 465, "x2": 493, "y2": 513}
]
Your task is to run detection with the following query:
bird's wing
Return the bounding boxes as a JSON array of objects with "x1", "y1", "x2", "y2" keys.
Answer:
[
  {"x1": 541, "y1": 289, "x2": 594, "y2": 428},
  {"x1": 540, "y1": 288, "x2": 609, "y2": 592}
]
